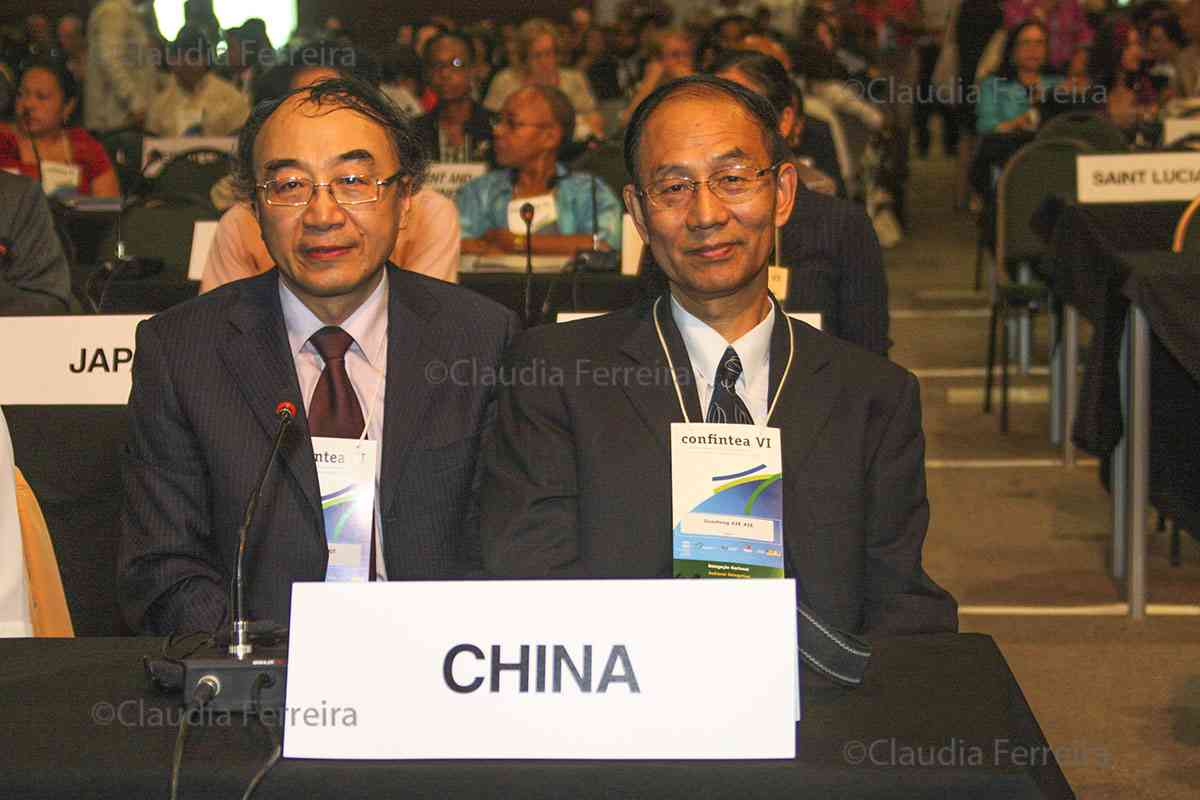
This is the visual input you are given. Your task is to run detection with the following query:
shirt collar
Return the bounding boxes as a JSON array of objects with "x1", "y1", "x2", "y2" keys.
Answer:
[
  {"x1": 280, "y1": 270, "x2": 389, "y2": 366},
  {"x1": 669, "y1": 294, "x2": 774, "y2": 386}
]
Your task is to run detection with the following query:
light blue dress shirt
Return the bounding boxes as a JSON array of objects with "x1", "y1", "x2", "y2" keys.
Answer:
[{"x1": 280, "y1": 272, "x2": 389, "y2": 579}]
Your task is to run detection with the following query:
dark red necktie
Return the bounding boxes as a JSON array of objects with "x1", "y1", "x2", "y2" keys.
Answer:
[{"x1": 308, "y1": 326, "x2": 376, "y2": 580}]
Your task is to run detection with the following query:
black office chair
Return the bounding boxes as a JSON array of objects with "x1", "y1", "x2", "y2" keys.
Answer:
[
  {"x1": 145, "y1": 147, "x2": 233, "y2": 210},
  {"x1": 983, "y1": 137, "x2": 1092, "y2": 431},
  {"x1": 1036, "y1": 111, "x2": 1129, "y2": 153}
]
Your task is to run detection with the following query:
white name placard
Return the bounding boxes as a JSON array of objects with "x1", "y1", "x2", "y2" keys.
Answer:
[
  {"x1": 1163, "y1": 118, "x2": 1200, "y2": 147},
  {"x1": 1077, "y1": 152, "x2": 1200, "y2": 203},
  {"x1": 187, "y1": 220, "x2": 218, "y2": 281},
  {"x1": 0, "y1": 316, "x2": 147, "y2": 404},
  {"x1": 284, "y1": 579, "x2": 799, "y2": 760},
  {"x1": 426, "y1": 162, "x2": 488, "y2": 199},
  {"x1": 141, "y1": 137, "x2": 236, "y2": 177},
  {"x1": 556, "y1": 311, "x2": 605, "y2": 323}
]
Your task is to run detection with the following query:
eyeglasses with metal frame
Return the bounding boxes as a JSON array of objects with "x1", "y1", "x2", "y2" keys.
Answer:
[
  {"x1": 256, "y1": 170, "x2": 407, "y2": 207},
  {"x1": 636, "y1": 160, "x2": 784, "y2": 210}
]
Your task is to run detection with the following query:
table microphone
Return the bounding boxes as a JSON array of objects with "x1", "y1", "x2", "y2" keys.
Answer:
[
  {"x1": 179, "y1": 400, "x2": 295, "y2": 713},
  {"x1": 520, "y1": 202, "x2": 535, "y2": 327}
]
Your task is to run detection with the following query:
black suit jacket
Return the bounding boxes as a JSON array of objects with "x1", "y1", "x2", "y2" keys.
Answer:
[
  {"x1": 480, "y1": 298, "x2": 956, "y2": 638},
  {"x1": 118, "y1": 264, "x2": 519, "y2": 635},
  {"x1": 781, "y1": 188, "x2": 891, "y2": 357}
]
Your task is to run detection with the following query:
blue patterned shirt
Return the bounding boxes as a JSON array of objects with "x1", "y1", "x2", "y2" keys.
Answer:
[{"x1": 455, "y1": 164, "x2": 622, "y2": 250}]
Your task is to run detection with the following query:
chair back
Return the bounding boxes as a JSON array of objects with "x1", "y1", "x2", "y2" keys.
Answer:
[
  {"x1": 1172, "y1": 194, "x2": 1200, "y2": 253},
  {"x1": 14, "y1": 468, "x2": 73, "y2": 637},
  {"x1": 569, "y1": 141, "x2": 629, "y2": 211},
  {"x1": 996, "y1": 137, "x2": 1093, "y2": 284},
  {"x1": 96, "y1": 128, "x2": 146, "y2": 195},
  {"x1": 97, "y1": 194, "x2": 219, "y2": 278},
  {"x1": 146, "y1": 147, "x2": 233, "y2": 209},
  {"x1": 1036, "y1": 111, "x2": 1128, "y2": 153}
]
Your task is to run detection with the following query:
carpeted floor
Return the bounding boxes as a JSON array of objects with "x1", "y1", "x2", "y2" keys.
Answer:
[{"x1": 890, "y1": 142, "x2": 1200, "y2": 799}]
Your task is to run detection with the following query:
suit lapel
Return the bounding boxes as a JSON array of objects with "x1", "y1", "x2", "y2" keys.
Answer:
[
  {"x1": 216, "y1": 272, "x2": 321, "y2": 518},
  {"x1": 768, "y1": 301, "x2": 840, "y2": 473},
  {"x1": 379, "y1": 266, "x2": 442, "y2": 519},
  {"x1": 618, "y1": 296, "x2": 702, "y2": 455}
]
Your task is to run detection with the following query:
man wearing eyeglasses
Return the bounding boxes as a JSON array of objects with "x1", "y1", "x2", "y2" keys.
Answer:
[
  {"x1": 456, "y1": 85, "x2": 621, "y2": 257},
  {"x1": 118, "y1": 77, "x2": 519, "y2": 636},
  {"x1": 414, "y1": 32, "x2": 495, "y2": 164},
  {"x1": 479, "y1": 76, "x2": 955, "y2": 683}
]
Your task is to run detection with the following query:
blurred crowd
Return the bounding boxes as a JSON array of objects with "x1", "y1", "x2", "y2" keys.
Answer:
[{"x1": 1, "y1": 1, "x2": 1198, "y2": 232}]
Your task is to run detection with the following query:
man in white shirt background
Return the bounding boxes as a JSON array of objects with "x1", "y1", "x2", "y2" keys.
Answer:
[{"x1": 146, "y1": 26, "x2": 250, "y2": 137}]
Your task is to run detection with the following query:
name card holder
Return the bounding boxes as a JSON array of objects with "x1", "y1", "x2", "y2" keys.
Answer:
[
  {"x1": 284, "y1": 579, "x2": 799, "y2": 760},
  {"x1": 1077, "y1": 152, "x2": 1200, "y2": 203},
  {"x1": 0, "y1": 316, "x2": 147, "y2": 404}
]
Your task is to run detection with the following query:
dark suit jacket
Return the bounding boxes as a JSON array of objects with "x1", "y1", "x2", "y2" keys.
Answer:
[
  {"x1": 796, "y1": 117, "x2": 847, "y2": 199},
  {"x1": 413, "y1": 102, "x2": 495, "y2": 164},
  {"x1": 781, "y1": 188, "x2": 891, "y2": 357},
  {"x1": 0, "y1": 171, "x2": 71, "y2": 315},
  {"x1": 118, "y1": 264, "x2": 519, "y2": 635},
  {"x1": 480, "y1": 298, "x2": 956, "y2": 638}
]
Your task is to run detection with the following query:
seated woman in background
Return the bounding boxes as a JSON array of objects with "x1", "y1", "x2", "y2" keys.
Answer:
[
  {"x1": 976, "y1": 20, "x2": 1061, "y2": 135},
  {"x1": 711, "y1": 50, "x2": 843, "y2": 197},
  {"x1": 618, "y1": 28, "x2": 696, "y2": 128},
  {"x1": 483, "y1": 18, "x2": 605, "y2": 141},
  {"x1": 0, "y1": 59, "x2": 118, "y2": 197},
  {"x1": 1092, "y1": 19, "x2": 1161, "y2": 134}
]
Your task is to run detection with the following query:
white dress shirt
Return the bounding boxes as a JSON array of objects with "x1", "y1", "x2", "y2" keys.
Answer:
[
  {"x1": 671, "y1": 294, "x2": 775, "y2": 426},
  {"x1": 280, "y1": 272, "x2": 389, "y2": 578},
  {"x1": 0, "y1": 407, "x2": 32, "y2": 637}
]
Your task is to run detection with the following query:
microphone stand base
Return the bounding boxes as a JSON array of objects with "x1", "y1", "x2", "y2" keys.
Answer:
[{"x1": 182, "y1": 645, "x2": 287, "y2": 714}]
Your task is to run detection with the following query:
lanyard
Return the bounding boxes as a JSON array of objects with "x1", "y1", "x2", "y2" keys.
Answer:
[{"x1": 651, "y1": 294, "x2": 795, "y2": 426}]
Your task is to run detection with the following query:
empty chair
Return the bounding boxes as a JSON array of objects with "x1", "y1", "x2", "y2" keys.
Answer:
[
  {"x1": 145, "y1": 147, "x2": 233, "y2": 209},
  {"x1": 569, "y1": 140, "x2": 629, "y2": 211},
  {"x1": 984, "y1": 137, "x2": 1093, "y2": 431}
]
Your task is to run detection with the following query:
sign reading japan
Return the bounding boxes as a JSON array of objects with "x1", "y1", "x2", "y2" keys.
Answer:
[
  {"x1": 0, "y1": 316, "x2": 147, "y2": 404},
  {"x1": 425, "y1": 162, "x2": 488, "y2": 199},
  {"x1": 284, "y1": 579, "x2": 799, "y2": 760},
  {"x1": 1077, "y1": 152, "x2": 1200, "y2": 203}
]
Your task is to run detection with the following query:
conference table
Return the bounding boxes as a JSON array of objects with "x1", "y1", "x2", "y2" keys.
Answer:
[
  {"x1": 0, "y1": 633, "x2": 1073, "y2": 798},
  {"x1": 1040, "y1": 201, "x2": 1200, "y2": 617}
]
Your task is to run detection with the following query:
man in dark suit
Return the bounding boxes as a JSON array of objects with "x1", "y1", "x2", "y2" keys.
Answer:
[
  {"x1": 480, "y1": 76, "x2": 955, "y2": 683},
  {"x1": 118, "y1": 77, "x2": 518, "y2": 636}
]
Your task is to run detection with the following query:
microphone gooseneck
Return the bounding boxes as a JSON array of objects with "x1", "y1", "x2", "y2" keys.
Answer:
[
  {"x1": 520, "y1": 202, "x2": 535, "y2": 327},
  {"x1": 230, "y1": 402, "x2": 295, "y2": 659}
]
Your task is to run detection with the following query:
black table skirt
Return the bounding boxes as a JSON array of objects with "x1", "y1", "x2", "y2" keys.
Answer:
[{"x1": 0, "y1": 634, "x2": 1073, "y2": 798}]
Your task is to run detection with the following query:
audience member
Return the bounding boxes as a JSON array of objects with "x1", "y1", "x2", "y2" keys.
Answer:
[
  {"x1": 1092, "y1": 18, "x2": 1160, "y2": 134},
  {"x1": 712, "y1": 50, "x2": 844, "y2": 197},
  {"x1": 0, "y1": 60, "x2": 118, "y2": 197},
  {"x1": 620, "y1": 28, "x2": 696, "y2": 127},
  {"x1": 1146, "y1": 14, "x2": 1188, "y2": 97},
  {"x1": 145, "y1": 27, "x2": 250, "y2": 137},
  {"x1": 483, "y1": 18, "x2": 605, "y2": 140},
  {"x1": 458, "y1": 85, "x2": 621, "y2": 257},
  {"x1": 379, "y1": 44, "x2": 425, "y2": 117},
  {"x1": 1177, "y1": 0, "x2": 1200, "y2": 98},
  {"x1": 952, "y1": 0, "x2": 1005, "y2": 207},
  {"x1": 976, "y1": 20, "x2": 1060, "y2": 134},
  {"x1": 56, "y1": 15, "x2": 87, "y2": 86},
  {"x1": 415, "y1": 32, "x2": 495, "y2": 163},
  {"x1": 223, "y1": 21, "x2": 273, "y2": 103},
  {"x1": 1003, "y1": 0, "x2": 1092, "y2": 71},
  {"x1": 0, "y1": 171, "x2": 72, "y2": 315},
  {"x1": 85, "y1": 0, "x2": 160, "y2": 133}
]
